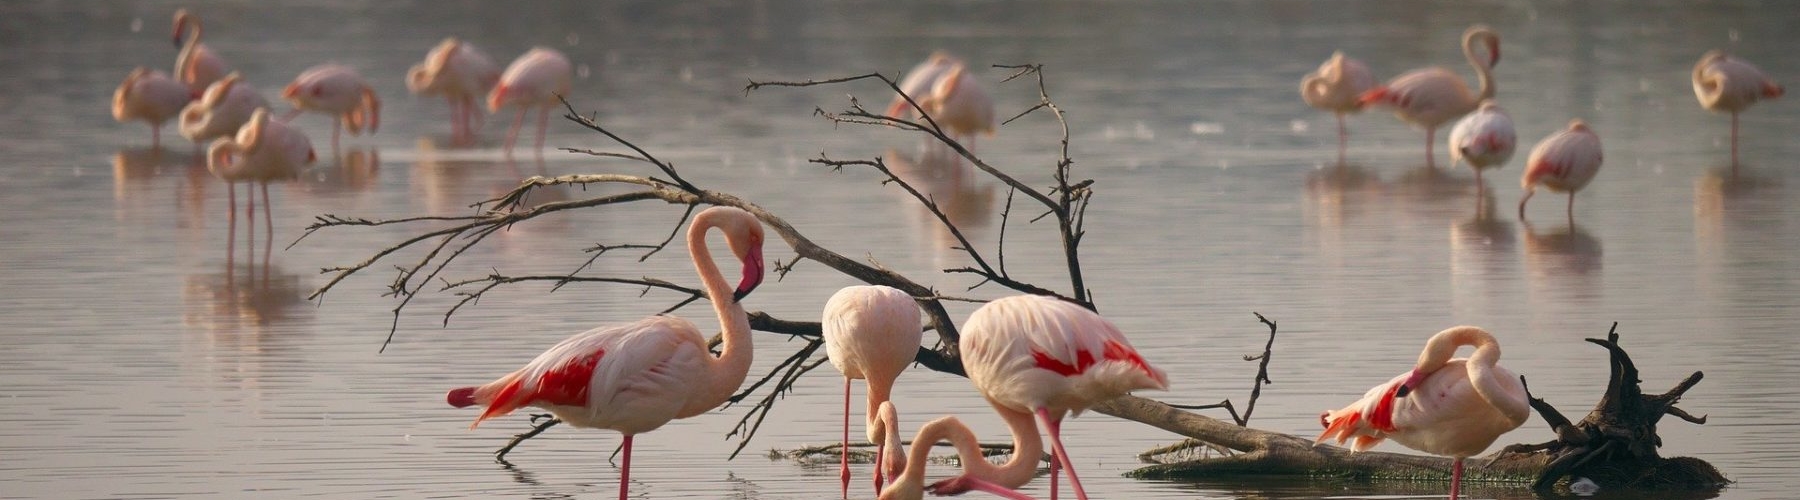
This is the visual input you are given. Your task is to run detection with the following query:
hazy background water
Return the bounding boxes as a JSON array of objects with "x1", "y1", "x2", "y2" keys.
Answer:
[{"x1": 3, "y1": 0, "x2": 1797, "y2": 499}]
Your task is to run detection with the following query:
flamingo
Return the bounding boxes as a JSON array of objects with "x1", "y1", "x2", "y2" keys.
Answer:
[
  {"x1": 172, "y1": 9, "x2": 230, "y2": 94},
  {"x1": 1447, "y1": 99, "x2": 1516, "y2": 190},
  {"x1": 1518, "y1": 119, "x2": 1603, "y2": 220},
  {"x1": 1692, "y1": 50, "x2": 1784, "y2": 167},
  {"x1": 822, "y1": 285, "x2": 923, "y2": 498},
  {"x1": 180, "y1": 72, "x2": 271, "y2": 145},
  {"x1": 489, "y1": 47, "x2": 573, "y2": 156},
  {"x1": 407, "y1": 38, "x2": 501, "y2": 146},
  {"x1": 886, "y1": 51, "x2": 962, "y2": 119},
  {"x1": 950, "y1": 294, "x2": 1169, "y2": 500},
  {"x1": 1318, "y1": 325, "x2": 1529, "y2": 500},
  {"x1": 282, "y1": 64, "x2": 380, "y2": 151},
  {"x1": 446, "y1": 205, "x2": 767, "y2": 500},
  {"x1": 207, "y1": 108, "x2": 316, "y2": 268},
  {"x1": 915, "y1": 64, "x2": 996, "y2": 148},
  {"x1": 113, "y1": 67, "x2": 193, "y2": 148},
  {"x1": 1300, "y1": 51, "x2": 1378, "y2": 157},
  {"x1": 879, "y1": 401, "x2": 1042, "y2": 500},
  {"x1": 1360, "y1": 25, "x2": 1501, "y2": 168}
]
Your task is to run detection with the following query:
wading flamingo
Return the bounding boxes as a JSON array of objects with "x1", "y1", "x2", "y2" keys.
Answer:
[
  {"x1": 952, "y1": 294, "x2": 1169, "y2": 500},
  {"x1": 1301, "y1": 51, "x2": 1377, "y2": 158},
  {"x1": 1318, "y1": 325, "x2": 1529, "y2": 500},
  {"x1": 282, "y1": 64, "x2": 380, "y2": 151},
  {"x1": 407, "y1": 38, "x2": 501, "y2": 146},
  {"x1": 172, "y1": 9, "x2": 230, "y2": 94},
  {"x1": 180, "y1": 72, "x2": 270, "y2": 145},
  {"x1": 489, "y1": 47, "x2": 572, "y2": 156},
  {"x1": 1692, "y1": 51, "x2": 1784, "y2": 167},
  {"x1": 1447, "y1": 99, "x2": 1515, "y2": 190},
  {"x1": 1360, "y1": 25, "x2": 1501, "y2": 168},
  {"x1": 886, "y1": 51, "x2": 961, "y2": 119},
  {"x1": 822, "y1": 285, "x2": 923, "y2": 498},
  {"x1": 207, "y1": 108, "x2": 316, "y2": 268},
  {"x1": 879, "y1": 400, "x2": 1042, "y2": 500},
  {"x1": 446, "y1": 206, "x2": 766, "y2": 500},
  {"x1": 916, "y1": 64, "x2": 996, "y2": 148},
  {"x1": 1518, "y1": 119, "x2": 1603, "y2": 221},
  {"x1": 113, "y1": 68, "x2": 192, "y2": 148}
]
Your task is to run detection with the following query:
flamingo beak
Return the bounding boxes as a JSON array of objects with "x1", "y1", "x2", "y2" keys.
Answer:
[
  {"x1": 732, "y1": 246, "x2": 765, "y2": 303},
  {"x1": 1489, "y1": 40, "x2": 1502, "y2": 67},
  {"x1": 1393, "y1": 368, "x2": 1426, "y2": 398},
  {"x1": 282, "y1": 84, "x2": 299, "y2": 99}
]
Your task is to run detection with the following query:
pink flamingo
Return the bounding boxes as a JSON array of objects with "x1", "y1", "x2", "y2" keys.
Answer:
[
  {"x1": 1360, "y1": 25, "x2": 1501, "y2": 168},
  {"x1": 886, "y1": 51, "x2": 962, "y2": 119},
  {"x1": 172, "y1": 9, "x2": 230, "y2": 94},
  {"x1": 1692, "y1": 50, "x2": 1783, "y2": 167},
  {"x1": 1318, "y1": 325, "x2": 1529, "y2": 500},
  {"x1": 1518, "y1": 119, "x2": 1603, "y2": 220},
  {"x1": 113, "y1": 67, "x2": 192, "y2": 148},
  {"x1": 915, "y1": 64, "x2": 996, "y2": 148},
  {"x1": 949, "y1": 294, "x2": 1169, "y2": 500},
  {"x1": 281, "y1": 64, "x2": 381, "y2": 151},
  {"x1": 407, "y1": 38, "x2": 501, "y2": 146},
  {"x1": 1447, "y1": 99, "x2": 1516, "y2": 190},
  {"x1": 180, "y1": 72, "x2": 270, "y2": 145},
  {"x1": 879, "y1": 401, "x2": 1042, "y2": 500},
  {"x1": 1300, "y1": 51, "x2": 1377, "y2": 157},
  {"x1": 207, "y1": 108, "x2": 316, "y2": 269},
  {"x1": 489, "y1": 47, "x2": 573, "y2": 156},
  {"x1": 446, "y1": 206, "x2": 766, "y2": 500},
  {"x1": 822, "y1": 285, "x2": 923, "y2": 498}
]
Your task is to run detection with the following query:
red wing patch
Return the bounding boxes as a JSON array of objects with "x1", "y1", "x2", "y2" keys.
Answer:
[
  {"x1": 1368, "y1": 382, "x2": 1401, "y2": 433},
  {"x1": 1032, "y1": 340, "x2": 1149, "y2": 378},
  {"x1": 532, "y1": 349, "x2": 604, "y2": 408}
]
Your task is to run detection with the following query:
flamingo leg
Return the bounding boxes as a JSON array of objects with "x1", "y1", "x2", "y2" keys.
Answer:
[
  {"x1": 1474, "y1": 168, "x2": 1484, "y2": 194},
  {"x1": 152, "y1": 125, "x2": 162, "y2": 150},
  {"x1": 1518, "y1": 189, "x2": 1535, "y2": 220},
  {"x1": 468, "y1": 96, "x2": 486, "y2": 134},
  {"x1": 534, "y1": 105, "x2": 550, "y2": 154},
  {"x1": 226, "y1": 181, "x2": 237, "y2": 278},
  {"x1": 1730, "y1": 111, "x2": 1739, "y2": 169},
  {"x1": 1336, "y1": 112, "x2": 1348, "y2": 162},
  {"x1": 1450, "y1": 457, "x2": 1463, "y2": 500},
  {"x1": 503, "y1": 109, "x2": 526, "y2": 155},
  {"x1": 447, "y1": 95, "x2": 463, "y2": 144},
  {"x1": 1566, "y1": 193, "x2": 1575, "y2": 223},
  {"x1": 618, "y1": 434, "x2": 633, "y2": 500},
  {"x1": 246, "y1": 180, "x2": 257, "y2": 273},
  {"x1": 1425, "y1": 127, "x2": 1437, "y2": 169},
  {"x1": 1035, "y1": 407, "x2": 1087, "y2": 500},
  {"x1": 841, "y1": 377, "x2": 851, "y2": 499},
  {"x1": 262, "y1": 182, "x2": 274, "y2": 273},
  {"x1": 1049, "y1": 449, "x2": 1060, "y2": 500},
  {"x1": 332, "y1": 120, "x2": 342, "y2": 152}
]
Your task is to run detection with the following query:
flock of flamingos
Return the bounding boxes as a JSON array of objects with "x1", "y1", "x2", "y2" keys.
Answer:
[{"x1": 108, "y1": 10, "x2": 1784, "y2": 500}]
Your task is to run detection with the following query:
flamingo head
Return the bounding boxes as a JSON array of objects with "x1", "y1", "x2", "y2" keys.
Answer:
[
  {"x1": 281, "y1": 82, "x2": 301, "y2": 100},
  {"x1": 1765, "y1": 82, "x2": 1786, "y2": 99},
  {"x1": 487, "y1": 85, "x2": 509, "y2": 112},
  {"x1": 719, "y1": 208, "x2": 767, "y2": 303},
  {"x1": 1393, "y1": 368, "x2": 1429, "y2": 398},
  {"x1": 171, "y1": 10, "x2": 190, "y2": 47},
  {"x1": 1486, "y1": 37, "x2": 1501, "y2": 68}
]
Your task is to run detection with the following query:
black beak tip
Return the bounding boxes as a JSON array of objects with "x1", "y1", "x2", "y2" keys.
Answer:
[
  {"x1": 1394, "y1": 385, "x2": 1413, "y2": 398},
  {"x1": 731, "y1": 287, "x2": 751, "y2": 303}
]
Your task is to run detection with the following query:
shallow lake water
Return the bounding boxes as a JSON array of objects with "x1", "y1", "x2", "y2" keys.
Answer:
[{"x1": 3, "y1": 1, "x2": 1798, "y2": 499}]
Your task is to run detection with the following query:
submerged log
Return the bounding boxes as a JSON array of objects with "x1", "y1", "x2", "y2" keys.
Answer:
[{"x1": 1114, "y1": 324, "x2": 1727, "y2": 494}]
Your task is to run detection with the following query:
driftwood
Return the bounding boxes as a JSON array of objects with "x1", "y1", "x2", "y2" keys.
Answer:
[{"x1": 305, "y1": 65, "x2": 1725, "y2": 494}]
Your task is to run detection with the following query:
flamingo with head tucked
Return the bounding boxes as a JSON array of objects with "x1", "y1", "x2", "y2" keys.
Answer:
[
  {"x1": 489, "y1": 47, "x2": 573, "y2": 156},
  {"x1": 446, "y1": 206, "x2": 766, "y2": 500},
  {"x1": 113, "y1": 67, "x2": 192, "y2": 148},
  {"x1": 822, "y1": 285, "x2": 923, "y2": 498},
  {"x1": 282, "y1": 64, "x2": 380, "y2": 151},
  {"x1": 1301, "y1": 51, "x2": 1377, "y2": 157},
  {"x1": 207, "y1": 108, "x2": 316, "y2": 265},
  {"x1": 1447, "y1": 99, "x2": 1516, "y2": 190},
  {"x1": 887, "y1": 51, "x2": 961, "y2": 119},
  {"x1": 181, "y1": 72, "x2": 270, "y2": 145},
  {"x1": 915, "y1": 64, "x2": 996, "y2": 149},
  {"x1": 408, "y1": 38, "x2": 501, "y2": 146},
  {"x1": 172, "y1": 9, "x2": 230, "y2": 94},
  {"x1": 1360, "y1": 25, "x2": 1501, "y2": 168},
  {"x1": 1519, "y1": 119, "x2": 1603, "y2": 221},
  {"x1": 1692, "y1": 51, "x2": 1783, "y2": 167},
  {"x1": 945, "y1": 294, "x2": 1169, "y2": 500},
  {"x1": 1318, "y1": 325, "x2": 1529, "y2": 500}
]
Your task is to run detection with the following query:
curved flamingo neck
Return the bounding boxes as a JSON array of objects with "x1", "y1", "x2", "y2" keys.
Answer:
[
  {"x1": 683, "y1": 210, "x2": 754, "y2": 411},
  {"x1": 176, "y1": 16, "x2": 203, "y2": 77},
  {"x1": 1414, "y1": 326, "x2": 1494, "y2": 374},
  {"x1": 904, "y1": 405, "x2": 1043, "y2": 492},
  {"x1": 1463, "y1": 31, "x2": 1497, "y2": 102},
  {"x1": 864, "y1": 379, "x2": 895, "y2": 442}
]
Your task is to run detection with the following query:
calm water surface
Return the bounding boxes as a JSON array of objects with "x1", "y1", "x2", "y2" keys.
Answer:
[{"x1": 3, "y1": 1, "x2": 1797, "y2": 499}]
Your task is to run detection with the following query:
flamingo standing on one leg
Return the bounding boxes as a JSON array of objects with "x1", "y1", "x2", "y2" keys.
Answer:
[
  {"x1": 172, "y1": 9, "x2": 230, "y2": 94},
  {"x1": 113, "y1": 67, "x2": 193, "y2": 148},
  {"x1": 1301, "y1": 51, "x2": 1377, "y2": 160},
  {"x1": 489, "y1": 47, "x2": 572, "y2": 156},
  {"x1": 180, "y1": 72, "x2": 270, "y2": 145},
  {"x1": 407, "y1": 38, "x2": 501, "y2": 146},
  {"x1": 1360, "y1": 25, "x2": 1501, "y2": 168},
  {"x1": 879, "y1": 400, "x2": 1044, "y2": 500},
  {"x1": 944, "y1": 294, "x2": 1169, "y2": 500},
  {"x1": 1692, "y1": 50, "x2": 1784, "y2": 168},
  {"x1": 822, "y1": 285, "x2": 923, "y2": 498},
  {"x1": 282, "y1": 64, "x2": 380, "y2": 151},
  {"x1": 207, "y1": 108, "x2": 316, "y2": 270},
  {"x1": 1318, "y1": 326, "x2": 1530, "y2": 500},
  {"x1": 446, "y1": 206, "x2": 766, "y2": 500},
  {"x1": 1447, "y1": 99, "x2": 1516, "y2": 191},
  {"x1": 1518, "y1": 119, "x2": 1603, "y2": 221}
]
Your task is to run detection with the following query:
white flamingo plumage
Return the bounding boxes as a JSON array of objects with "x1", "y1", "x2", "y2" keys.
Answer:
[
  {"x1": 281, "y1": 64, "x2": 381, "y2": 151},
  {"x1": 172, "y1": 9, "x2": 230, "y2": 95},
  {"x1": 446, "y1": 206, "x2": 766, "y2": 500},
  {"x1": 1360, "y1": 25, "x2": 1501, "y2": 168},
  {"x1": 947, "y1": 294, "x2": 1169, "y2": 500},
  {"x1": 1692, "y1": 50, "x2": 1784, "y2": 167},
  {"x1": 886, "y1": 51, "x2": 962, "y2": 119},
  {"x1": 1301, "y1": 51, "x2": 1377, "y2": 156},
  {"x1": 822, "y1": 285, "x2": 923, "y2": 498},
  {"x1": 1447, "y1": 99, "x2": 1516, "y2": 189},
  {"x1": 113, "y1": 67, "x2": 193, "y2": 148},
  {"x1": 489, "y1": 47, "x2": 573, "y2": 156},
  {"x1": 1318, "y1": 326, "x2": 1530, "y2": 500},
  {"x1": 180, "y1": 72, "x2": 271, "y2": 144},
  {"x1": 407, "y1": 38, "x2": 501, "y2": 146},
  {"x1": 1518, "y1": 119, "x2": 1603, "y2": 220}
]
